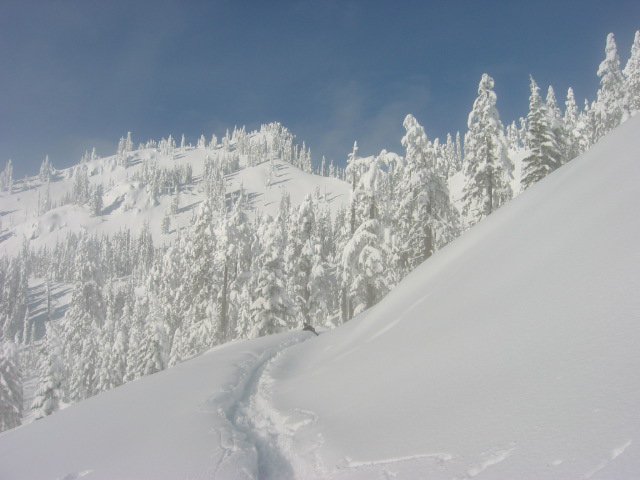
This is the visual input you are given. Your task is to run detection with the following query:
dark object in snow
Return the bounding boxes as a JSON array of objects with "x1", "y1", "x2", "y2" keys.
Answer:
[{"x1": 303, "y1": 323, "x2": 319, "y2": 336}]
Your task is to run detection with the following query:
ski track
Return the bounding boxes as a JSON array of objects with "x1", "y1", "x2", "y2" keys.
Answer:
[
  {"x1": 214, "y1": 333, "x2": 314, "y2": 479},
  {"x1": 345, "y1": 453, "x2": 455, "y2": 468},
  {"x1": 584, "y1": 439, "x2": 632, "y2": 479}
]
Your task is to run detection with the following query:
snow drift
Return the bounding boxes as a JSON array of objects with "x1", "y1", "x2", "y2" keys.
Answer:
[{"x1": 1, "y1": 116, "x2": 640, "y2": 478}]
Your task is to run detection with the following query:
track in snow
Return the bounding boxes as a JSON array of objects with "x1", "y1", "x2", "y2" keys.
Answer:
[{"x1": 215, "y1": 332, "x2": 314, "y2": 479}]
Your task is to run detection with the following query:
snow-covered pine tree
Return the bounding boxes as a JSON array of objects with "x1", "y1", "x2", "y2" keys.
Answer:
[
  {"x1": 31, "y1": 322, "x2": 63, "y2": 419},
  {"x1": 125, "y1": 131, "x2": 133, "y2": 153},
  {"x1": 1, "y1": 255, "x2": 28, "y2": 343},
  {"x1": 31, "y1": 342, "x2": 62, "y2": 419},
  {"x1": 89, "y1": 184, "x2": 103, "y2": 216},
  {"x1": 396, "y1": 115, "x2": 459, "y2": 276},
  {"x1": 168, "y1": 325, "x2": 187, "y2": 368},
  {"x1": 623, "y1": 30, "x2": 640, "y2": 114},
  {"x1": 579, "y1": 99, "x2": 597, "y2": 152},
  {"x1": 72, "y1": 164, "x2": 90, "y2": 205},
  {"x1": 248, "y1": 216, "x2": 292, "y2": 337},
  {"x1": 563, "y1": 87, "x2": 583, "y2": 161},
  {"x1": 285, "y1": 194, "x2": 320, "y2": 326},
  {"x1": 140, "y1": 319, "x2": 168, "y2": 376},
  {"x1": 116, "y1": 132, "x2": 133, "y2": 167},
  {"x1": 171, "y1": 188, "x2": 180, "y2": 215},
  {"x1": 62, "y1": 236, "x2": 105, "y2": 401},
  {"x1": 506, "y1": 121, "x2": 520, "y2": 151},
  {"x1": 0, "y1": 341, "x2": 22, "y2": 432},
  {"x1": 161, "y1": 210, "x2": 171, "y2": 234},
  {"x1": 108, "y1": 328, "x2": 128, "y2": 388},
  {"x1": 341, "y1": 147, "x2": 391, "y2": 318},
  {"x1": 39, "y1": 180, "x2": 52, "y2": 214},
  {"x1": 180, "y1": 197, "x2": 220, "y2": 355},
  {"x1": 454, "y1": 132, "x2": 463, "y2": 171},
  {"x1": 0, "y1": 159, "x2": 13, "y2": 192},
  {"x1": 222, "y1": 191, "x2": 254, "y2": 338},
  {"x1": 595, "y1": 33, "x2": 626, "y2": 137},
  {"x1": 39, "y1": 155, "x2": 54, "y2": 182},
  {"x1": 341, "y1": 216, "x2": 388, "y2": 317},
  {"x1": 125, "y1": 290, "x2": 149, "y2": 382},
  {"x1": 461, "y1": 74, "x2": 513, "y2": 226},
  {"x1": 345, "y1": 141, "x2": 373, "y2": 234},
  {"x1": 522, "y1": 77, "x2": 563, "y2": 190},
  {"x1": 546, "y1": 86, "x2": 568, "y2": 165}
]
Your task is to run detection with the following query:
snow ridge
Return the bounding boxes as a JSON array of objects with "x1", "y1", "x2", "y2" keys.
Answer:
[{"x1": 216, "y1": 332, "x2": 313, "y2": 479}]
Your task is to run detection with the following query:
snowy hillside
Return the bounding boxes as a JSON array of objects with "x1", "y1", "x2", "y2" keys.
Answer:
[
  {"x1": 0, "y1": 125, "x2": 349, "y2": 257},
  {"x1": 1, "y1": 106, "x2": 639, "y2": 479},
  {"x1": 268, "y1": 114, "x2": 640, "y2": 479}
]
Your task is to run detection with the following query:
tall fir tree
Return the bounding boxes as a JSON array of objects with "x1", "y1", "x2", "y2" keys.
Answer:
[
  {"x1": 623, "y1": 30, "x2": 640, "y2": 114},
  {"x1": 248, "y1": 216, "x2": 293, "y2": 337},
  {"x1": 31, "y1": 324, "x2": 63, "y2": 419},
  {"x1": 522, "y1": 77, "x2": 563, "y2": 190},
  {"x1": 545, "y1": 86, "x2": 568, "y2": 165},
  {"x1": 461, "y1": 74, "x2": 513, "y2": 226},
  {"x1": 342, "y1": 217, "x2": 388, "y2": 316},
  {"x1": 563, "y1": 87, "x2": 583, "y2": 161},
  {"x1": 395, "y1": 115, "x2": 459, "y2": 277},
  {"x1": 0, "y1": 341, "x2": 22, "y2": 432},
  {"x1": 595, "y1": 33, "x2": 626, "y2": 137}
]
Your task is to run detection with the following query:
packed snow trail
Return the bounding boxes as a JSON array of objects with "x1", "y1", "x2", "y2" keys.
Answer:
[
  {"x1": 0, "y1": 332, "x2": 313, "y2": 480},
  {"x1": 215, "y1": 332, "x2": 314, "y2": 479}
]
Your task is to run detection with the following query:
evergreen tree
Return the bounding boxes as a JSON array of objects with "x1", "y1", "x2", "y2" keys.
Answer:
[
  {"x1": 461, "y1": 74, "x2": 513, "y2": 226},
  {"x1": 125, "y1": 292, "x2": 149, "y2": 382},
  {"x1": 285, "y1": 195, "x2": 326, "y2": 326},
  {"x1": 1, "y1": 256, "x2": 28, "y2": 343},
  {"x1": 342, "y1": 218, "x2": 388, "y2": 316},
  {"x1": 108, "y1": 327, "x2": 128, "y2": 389},
  {"x1": 563, "y1": 87, "x2": 582, "y2": 161},
  {"x1": 89, "y1": 184, "x2": 103, "y2": 216},
  {"x1": 522, "y1": 77, "x2": 563, "y2": 190},
  {"x1": 623, "y1": 30, "x2": 640, "y2": 114},
  {"x1": 248, "y1": 217, "x2": 292, "y2": 337},
  {"x1": 396, "y1": 115, "x2": 459, "y2": 276},
  {"x1": 595, "y1": 33, "x2": 626, "y2": 137},
  {"x1": 31, "y1": 347, "x2": 61, "y2": 419},
  {"x1": 72, "y1": 164, "x2": 91, "y2": 204},
  {"x1": 170, "y1": 189, "x2": 180, "y2": 215},
  {"x1": 0, "y1": 341, "x2": 22, "y2": 432},
  {"x1": 546, "y1": 85, "x2": 568, "y2": 165},
  {"x1": 62, "y1": 236, "x2": 105, "y2": 401},
  {"x1": 161, "y1": 210, "x2": 171, "y2": 234},
  {"x1": 168, "y1": 325, "x2": 187, "y2": 367},
  {"x1": 1, "y1": 159, "x2": 13, "y2": 192},
  {"x1": 141, "y1": 320, "x2": 168, "y2": 375},
  {"x1": 39, "y1": 155, "x2": 54, "y2": 182}
]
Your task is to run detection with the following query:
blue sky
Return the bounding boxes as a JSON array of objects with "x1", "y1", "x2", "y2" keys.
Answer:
[{"x1": 1, "y1": 0, "x2": 639, "y2": 177}]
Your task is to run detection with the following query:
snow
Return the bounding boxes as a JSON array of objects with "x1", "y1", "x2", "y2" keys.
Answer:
[
  {"x1": 0, "y1": 139, "x2": 349, "y2": 257},
  {"x1": 2, "y1": 116, "x2": 640, "y2": 478},
  {"x1": 267, "y1": 114, "x2": 640, "y2": 478},
  {"x1": 0, "y1": 331, "x2": 313, "y2": 480}
]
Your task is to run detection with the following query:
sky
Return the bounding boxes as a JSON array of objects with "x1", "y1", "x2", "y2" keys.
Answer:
[{"x1": 1, "y1": 0, "x2": 639, "y2": 177}]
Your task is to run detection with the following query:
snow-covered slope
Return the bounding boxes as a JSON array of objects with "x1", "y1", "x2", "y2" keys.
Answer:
[
  {"x1": 0, "y1": 331, "x2": 313, "y2": 480},
  {"x1": 270, "y1": 114, "x2": 640, "y2": 478},
  {"x1": 0, "y1": 134, "x2": 349, "y2": 257},
  {"x1": 1, "y1": 117, "x2": 639, "y2": 478}
]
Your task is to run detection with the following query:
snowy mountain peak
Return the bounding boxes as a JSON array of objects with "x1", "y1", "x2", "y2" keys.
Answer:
[{"x1": 0, "y1": 123, "x2": 349, "y2": 257}]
